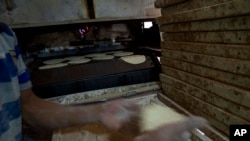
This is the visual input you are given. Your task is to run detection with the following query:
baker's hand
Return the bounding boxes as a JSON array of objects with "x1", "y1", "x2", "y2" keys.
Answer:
[
  {"x1": 135, "y1": 116, "x2": 207, "y2": 141},
  {"x1": 99, "y1": 99, "x2": 140, "y2": 130}
]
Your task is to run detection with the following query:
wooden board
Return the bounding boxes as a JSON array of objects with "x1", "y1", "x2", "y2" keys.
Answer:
[
  {"x1": 162, "y1": 49, "x2": 250, "y2": 77},
  {"x1": 162, "y1": 31, "x2": 250, "y2": 44},
  {"x1": 161, "y1": 41, "x2": 250, "y2": 60},
  {"x1": 158, "y1": 93, "x2": 229, "y2": 141},
  {"x1": 161, "y1": 84, "x2": 250, "y2": 135},
  {"x1": 159, "y1": 15, "x2": 250, "y2": 32},
  {"x1": 157, "y1": 0, "x2": 250, "y2": 139},
  {"x1": 161, "y1": 57, "x2": 250, "y2": 90},
  {"x1": 161, "y1": 66, "x2": 250, "y2": 108},
  {"x1": 157, "y1": 0, "x2": 250, "y2": 25},
  {"x1": 160, "y1": 85, "x2": 229, "y2": 135},
  {"x1": 160, "y1": 74, "x2": 250, "y2": 121}
]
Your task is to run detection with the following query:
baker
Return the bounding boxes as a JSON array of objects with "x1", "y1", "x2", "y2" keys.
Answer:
[{"x1": 0, "y1": 22, "x2": 206, "y2": 141}]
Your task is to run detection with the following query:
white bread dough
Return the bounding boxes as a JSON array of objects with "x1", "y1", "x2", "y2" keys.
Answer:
[
  {"x1": 113, "y1": 51, "x2": 134, "y2": 57},
  {"x1": 92, "y1": 55, "x2": 114, "y2": 60},
  {"x1": 68, "y1": 58, "x2": 91, "y2": 64},
  {"x1": 140, "y1": 103, "x2": 186, "y2": 132},
  {"x1": 43, "y1": 58, "x2": 65, "y2": 65},
  {"x1": 64, "y1": 56, "x2": 85, "y2": 60},
  {"x1": 84, "y1": 53, "x2": 107, "y2": 58},
  {"x1": 39, "y1": 63, "x2": 68, "y2": 70},
  {"x1": 121, "y1": 55, "x2": 146, "y2": 64}
]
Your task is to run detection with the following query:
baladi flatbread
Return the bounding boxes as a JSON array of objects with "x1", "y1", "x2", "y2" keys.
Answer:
[
  {"x1": 92, "y1": 55, "x2": 114, "y2": 61},
  {"x1": 113, "y1": 52, "x2": 134, "y2": 57},
  {"x1": 121, "y1": 55, "x2": 146, "y2": 64},
  {"x1": 105, "y1": 50, "x2": 124, "y2": 54},
  {"x1": 39, "y1": 63, "x2": 68, "y2": 70},
  {"x1": 64, "y1": 56, "x2": 85, "y2": 61},
  {"x1": 68, "y1": 58, "x2": 91, "y2": 64},
  {"x1": 43, "y1": 58, "x2": 65, "y2": 65},
  {"x1": 84, "y1": 53, "x2": 107, "y2": 58}
]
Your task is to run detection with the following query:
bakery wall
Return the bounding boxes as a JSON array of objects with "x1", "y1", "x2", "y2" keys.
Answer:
[
  {"x1": 1, "y1": 0, "x2": 160, "y2": 27},
  {"x1": 155, "y1": 0, "x2": 250, "y2": 137},
  {"x1": 0, "y1": 0, "x2": 89, "y2": 25}
]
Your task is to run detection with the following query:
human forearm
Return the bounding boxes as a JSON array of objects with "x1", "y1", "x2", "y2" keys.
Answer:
[{"x1": 21, "y1": 89, "x2": 102, "y2": 130}]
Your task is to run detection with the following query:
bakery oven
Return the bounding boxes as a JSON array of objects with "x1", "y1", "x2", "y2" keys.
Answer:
[
  {"x1": 14, "y1": 19, "x2": 162, "y2": 99},
  {"x1": 14, "y1": 18, "x2": 227, "y2": 141}
]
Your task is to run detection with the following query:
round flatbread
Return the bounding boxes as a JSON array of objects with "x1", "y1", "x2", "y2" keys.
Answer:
[
  {"x1": 64, "y1": 56, "x2": 85, "y2": 61},
  {"x1": 140, "y1": 103, "x2": 186, "y2": 132},
  {"x1": 68, "y1": 58, "x2": 91, "y2": 64},
  {"x1": 39, "y1": 63, "x2": 68, "y2": 70},
  {"x1": 84, "y1": 53, "x2": 106, "y2": 58},
  {"x1": 92, "y1": 55, "x2": 114, "y2": 61},
  {"x1": 105, "y1": 50, "x2": 124, "y2": 54},
  {"x1": 121, "y1": 55, "x2": 146, "y2": 64},
  {"x1": 113, "y1": 52, "x2": 134, "y2": 57},
  {"x1": 43, "y1": 58, "x2": 65, "y2": 65}
]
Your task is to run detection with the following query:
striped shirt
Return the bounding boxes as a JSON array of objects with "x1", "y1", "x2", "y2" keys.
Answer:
[{"x1": 0, "y1": 23, "x2": 32, "y2": 141}]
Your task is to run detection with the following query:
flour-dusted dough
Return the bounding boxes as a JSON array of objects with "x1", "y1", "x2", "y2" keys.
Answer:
[
  {"x1": 68, "y1": 58, "x2": 91, "y2": 64},
  {"x1": 53, "y1": 130, "x2": 109, "y2": 141},
  {"x1": 121, "y1": 55, "x2": 146, "y2": 64},
  {"x1": 39, "y1": 63, "x2": 68, "y2": 70},
  {"x1": 64, "y1": 56, "x2": 85, "y2": 61},
  {"x1": 92, "y1": 55, "x2": 114, "y2": 61},
  {"x1": 85, "y1": 53, "x2": 107, "y2": 58},
  {"x1": 43, "y1": 58, "x2": 65, "y2": 65},
  {"x1": 105, "y1": 50, "x2": 124, "y2": 54},
  {"x1": 140, "y1": 103, "x2": 186, "y2": 132},
  {"x1": 113, "y1": 52, "x2": 134, "y2": 57}
]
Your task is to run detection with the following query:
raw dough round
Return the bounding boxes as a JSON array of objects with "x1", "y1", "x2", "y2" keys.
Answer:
[
  {"x1": 140, "y1": 103, "x2": 186, "y2": 132},
  {"x1": 121, "y1": 55, "x2": 146, "y2": 64},
  {"x1": 106, "y1": 50, "x2": 124, "y2": 54},
  {"x1": 84, "y1": 53, "x2": 106, "y2": 58},
  {"x1": 39, "y1": 63, "x2": 68, "y2": 70},
  {"x1": 64, "y1": 56, "x2": 85, "y2": 60},
  {"x1": 68, "y1": 58, "x2": 91, "y2": 64},
  {"x1": 92, "y1": 55, "x2": 114, "y2": 61},
  {"x1": 113, "y1": 52, "x2": 134, "y2": 57},
  {"x1": 43, "y1": 58, "x2": 65, "y2": 65}
]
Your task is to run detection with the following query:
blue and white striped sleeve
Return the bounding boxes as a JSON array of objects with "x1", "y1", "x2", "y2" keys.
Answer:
[{"x1": 12, "y1": 31, "x2": 32, "y2": 90}]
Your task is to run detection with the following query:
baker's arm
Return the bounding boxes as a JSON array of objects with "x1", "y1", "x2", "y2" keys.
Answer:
[
  {"x1": 134, "y1": 116, "x2": 207, "y2": 141},
  {"x1": 21, "y1": 88, "x2": 139, "y2": 131}
]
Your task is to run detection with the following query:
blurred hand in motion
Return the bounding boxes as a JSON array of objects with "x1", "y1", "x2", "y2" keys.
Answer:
[
  {"x1": 99, "y1": 99, "x2": 141, "y2": 130},
  {"x1": 135, "y1": 116, "x2": 207, "y2": 141}
]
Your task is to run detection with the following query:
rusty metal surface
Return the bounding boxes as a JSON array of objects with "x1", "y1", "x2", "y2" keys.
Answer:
[
  {"x1": 161, "y1": 41, "x2": 250, "y2": 60},
  {"x1": 162, "y1": 49, "x2": 250, "y2": 77},
  {"x1": 160, "y1": 66, "x2": 250, "y2": 109},
  {"x1": 161, "y1": 57, "x2": 250, "y2": 90},
  {"x1": 154, "y1": 0, "x2": 187, "y2": 8},
  {"x1": 157, "y1": 0, "x2": 250, "y2": 25},
  {"x1": 160, "y1": 0, "x2": 232, "y2": 16},
  {"x1": 159, "y1": 74, "x2": 250, "y2": 121},
  {"x1": 162, "y1": 31, "x2": 250, "y2": 44},
  {"x1": 160, "y1": 15, "x2": 250, "y2": 32}
]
